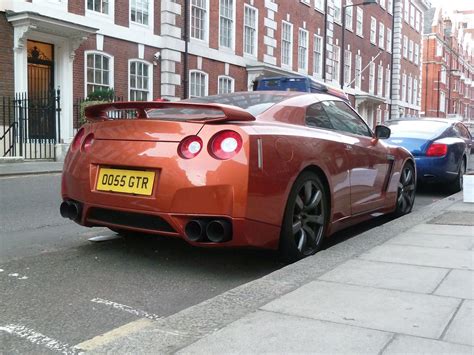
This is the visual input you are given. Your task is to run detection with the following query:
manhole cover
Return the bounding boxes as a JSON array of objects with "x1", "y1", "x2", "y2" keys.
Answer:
[{"x1": 427, "y1": 211, "x2": 474, "y2": 226}]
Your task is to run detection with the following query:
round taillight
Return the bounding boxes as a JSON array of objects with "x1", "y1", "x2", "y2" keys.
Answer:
[
  {"x1": 81, "y1": 133, "x2": 95, "y2": 152},
  {"x1": 178, "y1": 136, "x2": 203, "y2": 159},
  {"x1": 209, "y1": 130, "x2": 243, "y2": 160},
  {"x1": 71, "y1": 128, "x2": 85, "y2": 152}
]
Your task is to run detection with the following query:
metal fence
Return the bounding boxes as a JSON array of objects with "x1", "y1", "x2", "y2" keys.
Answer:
[
  {"x1": 0, "y1": 90, "x2": 61, "y2": 160},
  {"x1": 73, "y1": 96, "x2": 128, "y2": 132}
]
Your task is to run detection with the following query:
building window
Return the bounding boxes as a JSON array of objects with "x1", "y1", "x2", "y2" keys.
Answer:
[
  {"x1": 355, "y1": 54, "x2": 362, "y2": 89},
  {"x1": 281, "y1": 22, "x2": 293, "y2": 67},
  {"x1": 313, "y1": 35, "x2": 323, "y2": 77},
  {"x1": 129, "y1": 61, "x2": 150, "y2": 101},
  {"x1": 244, "y1": 5, "x2": 257, "y2": 56},
  {"x1": 386, "y1": 28, "x2": 392, "y2": 53},
  {"x1": 370, "y1": 17, "x2": 377, "y2": 44},
  {"x1": 189, "y1": 71, "x2": 208, "y2": 97},
  {"x1": 314, "y1": 0, "x2": 324, "y2": 12},
  {"x1": 440, "y1": 67, "x2": 446, "y2": 84},
  {"x1": 87, "y1": 0, "x2": 109, "y2": 14},
  {"x1": 413, "y1": 78, "x2": 418, "y2": 105},
  {"x1": 377, "y1": 64, "x2": 383, "y2": 96},
  {"x1": 408, "y1": 40, "x2": 413, "y2": 62},
  {"x1": 131, "y1": 0, "x2": 149, "y2": 25},
  {"x1": 191, "y1": 0, "x2": 207, "y2": 41},
  {"x1": 387, "y1": 0, "x2": 393, "y2": 14},
  {"x1": 380, "y1": 0, "x2": 385, "y2": 9},
  {"x1": 409, "y1": 5, "x2": 415, "y2": 27},
  {"x1": 218, "y1": 76, "x2": 234, "y2": 94},
  {"x1": 345, "y1": 0, "x2": 353, "y2": 30},
  {"x1": 440, "y1": 91, "x2": 446, "y2": 112},
  {"x1": 356, "y1": 8, "x2": 363, "y2": 37},
  {"x1": 86, "y1": 52, "x2": 112, "y2": 95},
  {"x1": 378, "y1": 22, "x2": 385, "y2": 49},
  {"x1": 344, "y1": 50, "x2": 351, "y2": 86},
  {"x1": 407, "y1": 75, "x2": 412, "y2": 104},
  {"x1": 369, "y1": 62, "x2": 375, "y2": 94},
  {"x1": 414, "y1": 44, "x2": 419, "y2": 65},
  {"x1": 403, "y1": 35, "x2": 408, "y2": 58},
  {"x1": 385, "y1": 67, "x2": 390, "y2": 98},
  {"x1": 404, "y1": 0, "x2": 409, "y2": 22},
  {"x1": 298, "y1": 28, "x2": 308, "y2": 71},
  {"x1": 436, "y1": 40, "x2": 443, "y2": 57},
  {"x1": 333, "y1": 45, "x2": 340, "y2": 82},
  {"x1": 334, "y1": 0, "x2": 342, "y2": 23},
  {"x1": 219, "y1": 0, "x2": 234, "y2": 49},
  {"x1": 415, "y1": 10, "x2": 420, "y2": 31},
  {"x1": 401, "y1": 73, "x2": 407, "y2": 102}
]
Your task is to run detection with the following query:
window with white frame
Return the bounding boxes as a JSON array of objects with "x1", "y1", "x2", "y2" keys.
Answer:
[
  {"x1": 370, "y1": 17, "x2": 377, "y2": 44},
  {"x1": 345, "y1": 1, "x2": 353, "y2": 30},
  {"x1": 377, "y1": 64, "x2": 383, "y2": 96},
  {"x1": 413, "y1": 78, "x2": 418, "y2": 105},
  {"x1": 440, "y1": 67, "x2": 446, "y2": 83},
  {"x1": 387, "y1": 0, "x2": 393, "y2": 14},
  {"x1": 87, "y1": 0, "x2": 109, "y2": 14},
  {"x1": 436, "y1": 40, "x2": 443, "y2": 56},
  {"x1": 401, "y1": 73, "x2": 407, "y2": 102},
  {"x1": 333, "y1": 45, "x2": 340, "y2": 82},
  {"x1": 415, "y1": 10, "x2": 420, "y2": 31},
  {"x1": 219, "y1": 0, "x2": 234, "y2": 49},
  {"x1": 218, "y1": 76, "x2": 234, "y2": 94},
  {"x1": 440, "y1": 91, "x2": 446, "y2": 112},
  {"x1": 131, "y1": 0, "x2": 149, "y2": 25},
  {"x1": 314, "y1": 0, "x2": 324, "y2": 12},
  {"x1": 404, "y1": 0, "x2": 409, "y2": 21},
  {"x1": 407, "y1": 75, "x2": 412, "y2": 103},
  {"x1": 244, "y1": 5, "x2": 257, "y2": 56},
  {"x1": 298, "y1": 28, "x2": 308, "y2": 71},
  {"x1": 189, "y1": 71, "x2": 208, "y2": 97},
  {"x1": 386, "y1": 28, "x2": 392, "y2": 53},
  {"x1": 414, "y1": 44, "x2": 419, "y2": 65},
  {"x1": 369, "y1": 62, "x2": 375, "y2": 94},
  {"x1": 409, "y1": 40, "x2": 413, "y2": 62},
  {"x1": 356, "y1": 8, "x2": 363, "y2": 37},
  {"x1": 313, "y1": 35, "x2": 323, "y2": 77},
  {"x1": 355, "y1": 54, "x2": 362, "y2": 89},
  {"x1": 191, "y1": 0, "x2": 207, "y2": 41},
  {"x1": 378, "y1": 22, "x2": 385, "y2": 49},
  {"x1": 334, "y1": 0, "x2": 342, "y2": 23},
  {"x1": 281, "y1": 22, "x2": 293, "y2": 67},
  {"x1": 385, "y1": 67, "x2": 390, "y2": 98},
  {"x1": 86, "y1": 52, "x2": 112, "y2": 95},
  {"x1": 380, "y1": 0, "x2": 385, "y2": 9},
  {"x1": 129, "y1": 61, "x2": 150, "y2": 101},
  {"x1": 344, "y1": 50, "x2": 351, "y2": 86},
  {"x1": 403, "y1": 35, "x2": 408, "y2": 58}
]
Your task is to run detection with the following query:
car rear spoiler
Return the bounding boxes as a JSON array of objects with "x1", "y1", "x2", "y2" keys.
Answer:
[{"x1": 84, "y1": 101, "x2": 256, "y2": 123}]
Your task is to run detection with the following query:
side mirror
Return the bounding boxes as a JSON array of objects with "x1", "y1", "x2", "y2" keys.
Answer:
[{"x1": 375, "y1": 125, "x2": 391, "y2": 139}]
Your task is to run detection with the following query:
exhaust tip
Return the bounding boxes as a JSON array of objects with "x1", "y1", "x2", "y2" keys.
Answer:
[
  {"x1": 60, "y1": 200, "x2": 82, "y2": 221},
  {"x1": 185, "y1": 220, "x2": 207, "y2": 242},
  {"x1": 60, "y1": 201, "x2": 71, "y2": 219},
  {"x1": 206, "y1": 220, "x2": 232, "y2": 243}
]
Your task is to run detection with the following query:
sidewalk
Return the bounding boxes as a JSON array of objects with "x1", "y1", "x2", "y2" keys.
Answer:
[
  {"x1": 85, "y1": 193, "x2": 473, "y2": 354},
  {"x1": 0, "y1": 160, "x2": 63, "y2": 177}
]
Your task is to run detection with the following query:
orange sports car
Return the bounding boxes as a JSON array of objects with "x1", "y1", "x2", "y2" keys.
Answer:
[{"x1": 60, "y1": 92, "x2": 416, "y2": 262}]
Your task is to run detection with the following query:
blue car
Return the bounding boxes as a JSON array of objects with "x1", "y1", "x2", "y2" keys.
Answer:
[{"x1": 385, "y1": 119, "x2": 472, "y2": 192}]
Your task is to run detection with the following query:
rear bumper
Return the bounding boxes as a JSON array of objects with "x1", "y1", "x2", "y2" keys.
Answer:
[{"x1": 415, "y1": 157, "x2": 458, "y2": 183}]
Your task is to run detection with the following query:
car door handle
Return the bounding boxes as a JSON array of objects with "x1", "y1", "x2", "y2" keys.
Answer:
[{"x1": 345, "y1": 144, "x2": 353, "y2": 151}]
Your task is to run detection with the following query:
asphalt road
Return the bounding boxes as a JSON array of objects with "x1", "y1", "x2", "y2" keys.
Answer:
[{"x1": 0, "y1": 173, "x2": 458, "y2": 353}]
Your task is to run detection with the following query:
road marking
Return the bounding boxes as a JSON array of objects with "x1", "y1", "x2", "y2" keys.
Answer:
[
  {"x1": 0, "y1": 324, "x2": 82, "y2": 354},
  {"x1": 74, "y1": 318, "x2": 153, "y2": 351},
  {"x1": 90, "y1": 297, "x2": 162, "y2": 320},
  {"x1": 7, "y1": 272, "x2": 28, "y2": 280}
]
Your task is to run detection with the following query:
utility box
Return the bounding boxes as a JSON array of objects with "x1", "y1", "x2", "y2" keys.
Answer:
[{"x1": 463, "y1": 173, "x2": 474, "y2": 203}]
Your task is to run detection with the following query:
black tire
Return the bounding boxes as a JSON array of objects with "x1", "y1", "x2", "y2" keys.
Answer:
[
  {"x1": 394, "y1": 162, "x2": 416, "y2": 217},
  {"x1": 449, "y1": 158, "x2": 466, "y2": 194},
  {"x1": 279, "y1": 172, "x2": 328, "y2": 263}
]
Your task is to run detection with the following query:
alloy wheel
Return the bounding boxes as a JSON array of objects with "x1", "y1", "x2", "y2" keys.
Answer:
[{"x1": 397, "y1": 164, "x2": 416, "y2": 214}]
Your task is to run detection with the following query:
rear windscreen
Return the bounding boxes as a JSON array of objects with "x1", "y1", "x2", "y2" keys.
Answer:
[
  {"x1": 147, "y1": 92, "x2": 299, "y2": 119},
  {"x1": 386, "y1": 120, "x2": 449, "y2": 139}
]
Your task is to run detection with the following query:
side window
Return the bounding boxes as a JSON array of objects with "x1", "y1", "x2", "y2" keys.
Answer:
[
  {"x1": 457, "y1": 124, "x2": 471, "y2": 140},
  {"x1": 321, "y1": 101, "x2": 372, "y2": 137},
  {"x1": 305, "y1": 102, "x2": 334, "y2": 129}
]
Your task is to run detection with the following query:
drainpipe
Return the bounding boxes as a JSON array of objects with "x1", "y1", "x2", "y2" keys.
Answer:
[
  {"x1": 389, "y1": 0, "x2": 395, "y2": 120},
  {"x1": 183, "y1": 0, "x2": 189, "y2": 99},
  {"x1": 322, "y1": 0, "x2": 328, "y2": 82}
]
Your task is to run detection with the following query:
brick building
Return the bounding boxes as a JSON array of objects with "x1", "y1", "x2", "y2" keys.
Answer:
[
  {"x1": 0, "y1": 0, "x2": 429, "y2": 148},
  {"x1": 421, "y1": 8, "x2": 474, "y2": 119}
]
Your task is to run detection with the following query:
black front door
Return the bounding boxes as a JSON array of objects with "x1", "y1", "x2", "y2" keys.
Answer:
[{"x1": 27, "y1": 40, "x2": 55, "y2": 139}]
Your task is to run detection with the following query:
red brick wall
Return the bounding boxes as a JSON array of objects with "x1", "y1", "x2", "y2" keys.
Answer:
[
  {"x1": 0, "y1": 12, "x2": 14, "y2": 97},
  {"x1": 115, "y1": 0, "x2": 129, "y2": 27},
  {"x1": 68, "y1": 0, "x2": 84, "y2": 15}
]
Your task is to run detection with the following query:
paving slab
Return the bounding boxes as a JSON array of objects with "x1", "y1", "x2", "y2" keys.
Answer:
[
  {"x1": 428, "y1": 211, "x2": 474, "y2": 226},
  {"x1": 443, "y1": 300, "x2": 474, "y2": 346},
  {"x1": 261, "y1": 281, "x2": 460, "y2": 339},
  {"x1": 179, "y1": 310, "x2": 392, "y2": 354},
  {"x1": 435, "y1": 270, "x2": 474, "y2": 300},
  {"x1": 383, "y1": 334, "x2": 474, "y2": 354},
  {"x1": 319, "y1": 259, "x2": 448, "y2": 294},
  {"x1": 408, "y1": 224, "x2": 474, "y2": 237},
  {"x1": 387, "y1": 232, "x2": 473, "y2": 250},
  {"x1": 447, "y1": 202, "x2": 474, "y2": 213},
  {"x1": 360, "y1": 244, "x2": 473, "y2": 270}
]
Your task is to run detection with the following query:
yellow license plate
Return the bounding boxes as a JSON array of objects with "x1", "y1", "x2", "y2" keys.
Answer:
[{"x1": 97, "y1": 168, "x2": 155, "y2": 196}]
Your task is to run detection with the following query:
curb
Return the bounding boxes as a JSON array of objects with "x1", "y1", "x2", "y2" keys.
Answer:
[{"x1": 90, "y1": 192, "x2": 464, "y2": 354}]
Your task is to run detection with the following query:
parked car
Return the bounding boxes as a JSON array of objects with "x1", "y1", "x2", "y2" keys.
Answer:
[
  {"x1": 60, "y1": 91, "x2": 415, "y2": 262},
  {"x1": 385, "y1": 118, "x2": 472, "y2": 192}
]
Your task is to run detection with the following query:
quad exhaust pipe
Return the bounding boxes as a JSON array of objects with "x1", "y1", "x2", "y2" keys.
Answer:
[
  {"x1": 185, "y1": 219, "x2": 232, "y2": 243},
  {"x1": 60, "y1": 200, "x2": 82, "y2": 221}
]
